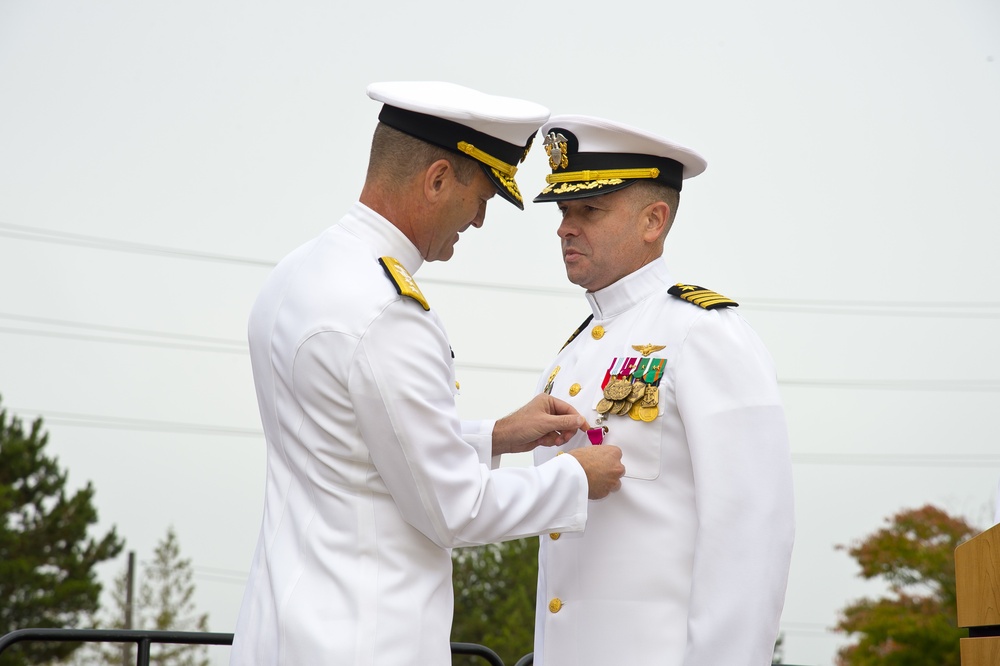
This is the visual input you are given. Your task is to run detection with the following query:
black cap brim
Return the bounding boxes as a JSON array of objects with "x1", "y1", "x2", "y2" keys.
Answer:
[{"x1": 483, "y1": 164, "x2": 526, "y2": 209}]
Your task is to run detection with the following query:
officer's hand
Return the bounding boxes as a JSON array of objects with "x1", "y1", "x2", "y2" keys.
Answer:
[
  {"x1": 492, "y1": 394, "x2": 588, "y2": 456},
  {"x1": 568, "y1": 445, "x2": 625, "y2": 499}
]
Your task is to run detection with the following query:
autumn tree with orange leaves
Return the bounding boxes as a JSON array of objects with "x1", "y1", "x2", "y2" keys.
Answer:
[{"x1": 834, "y1": 504, "x2": 980, "y2": 666}]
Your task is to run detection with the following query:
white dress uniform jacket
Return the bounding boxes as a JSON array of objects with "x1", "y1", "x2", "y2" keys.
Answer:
[
  {"x1": 230, "y1": 203, "x2": 589, "y2": 666},
  {"x1": 533, "y1": 260, "x2": 795, "y2": 666}
]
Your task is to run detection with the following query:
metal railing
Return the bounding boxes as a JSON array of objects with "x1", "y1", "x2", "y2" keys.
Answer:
[
  {"x1": 511, "y1": 655, "x2": 806, "y2": 666},
  {"x1": 0, "y1": 629, "x2": 232, "y2": 665},
  {"x1": 0, "y1": 629, "x2": 506, "y2": 666},
  {"x1": 0, "y1": 628, "x2": 805, "y2": 666}
]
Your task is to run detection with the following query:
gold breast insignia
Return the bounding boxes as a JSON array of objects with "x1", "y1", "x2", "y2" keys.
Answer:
[{"x1": 632, "y1": 344, "x2": 665, "y2": 357}]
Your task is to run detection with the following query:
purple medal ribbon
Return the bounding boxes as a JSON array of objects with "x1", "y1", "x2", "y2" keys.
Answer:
[{"x1": 587, "y1": 425, "x2": 608, "y2": 445}]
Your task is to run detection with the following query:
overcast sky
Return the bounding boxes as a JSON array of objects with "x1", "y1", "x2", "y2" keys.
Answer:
[{"x1": 2, "y1": 2, "x2": 999, "y2": 664}]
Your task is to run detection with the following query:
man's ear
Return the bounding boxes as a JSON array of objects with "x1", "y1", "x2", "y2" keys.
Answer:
[
  {"x1": 423, "y1": 158, "x2": 454, "y2": 203},
  {"x1": 641, "y1": 201, "x2": 671, "y2": 243}
]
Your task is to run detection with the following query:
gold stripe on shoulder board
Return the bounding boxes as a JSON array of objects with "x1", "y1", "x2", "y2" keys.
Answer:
[
  {"x1": 379, "y1": 256, "x2": 430, "y2": 311},
  {"x1": 667, "y1": 283, "x2": 738, "y2": 310}
]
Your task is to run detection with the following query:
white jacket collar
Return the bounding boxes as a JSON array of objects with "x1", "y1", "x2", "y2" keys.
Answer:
[
  {"x1": 585, "y1": 260, "x2": 674, "y2": 320},
  {"x1": 339, "y1": 202, "x2": 425, "y2": 276}
]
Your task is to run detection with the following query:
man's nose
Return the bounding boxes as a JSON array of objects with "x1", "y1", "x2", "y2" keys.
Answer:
[
  {"x1": 557, "y1": 216, "x2": 578, "y2": 238},
  {"x1": 472, "y1": 202, "x2": 487, "y2": 228}
]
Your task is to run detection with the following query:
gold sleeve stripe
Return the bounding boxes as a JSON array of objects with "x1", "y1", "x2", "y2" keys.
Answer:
[
  {"x1": 457, "y1": 141, "x2": 518, "y2": 177},
  {"x1": 545, "y1": 168, "x2": 660, "y2": 184}
]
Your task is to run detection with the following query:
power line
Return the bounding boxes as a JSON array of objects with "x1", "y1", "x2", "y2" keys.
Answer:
[
  {"x1": 459, "y1": 362, "x2": 1000, "y2": 392},
  {"x1": 5, "y1": 222, "x2": 1000, "y2": 316},
  {"x1": 8, "y1": 407, "x2": 261, "y2": 438},
  {"x1": 457, "y1": 361, "x2": 542, "y2": 375},
  {"x1": 8, "y1": 406, "x2": 1000, "y2": 468},
  {"x1": 780, "y1": 378, "x2": 1000, "y2": 392},
  {"x1": 420, "y1": 276, "x2": 578, "y2": 297},
  {"x1": 421, "y1": 278, "x2": 1000, "y2": 317},
  {"x1": 748, "y1": 296, "x2": 1000, "y2": 310},
  {"x1": 129, "y1": 561, "x2": 249, "y2": 585},
  {"x1": 743, "y1": 300, "x2": 1000, "y2": 319},
  {"x1": 793, "y1": 453, "x2": 1000, "y2": 467},
  {"x1": 0, "y1": 312, "x2": 247, "y2": 354},
  {"x1": 2, "y1": 317, "x2": 999, "y2": 392},
  {"x1": 194, "y1": 565, "x2": 250, "y2": 578},
  {"x1": 3, "y1": 321, "x2": 999, "y2": 392},
  {"x1": 0, "y1": 312, "x2": 245, "y2": 347},
  {"x1": 191, "y1": 565, "x2": 248, "y2": 586},
  {"x1": 192, "y1": 572, "x2": 248, "y2": 586},
  {"x1": 0, "y1": 222, "x2": 276, "y2": 267},
  {"x1": 425, "y1": 281, "x2": 1000, "y2": 317},
  {"x1": 0, "y1": 324, "x2": 247, "y2": 354}
]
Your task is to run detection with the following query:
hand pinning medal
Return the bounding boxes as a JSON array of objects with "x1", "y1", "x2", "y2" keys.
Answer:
[{"x1": 587, "y1": 425, "x2": 608, "y2": 445}]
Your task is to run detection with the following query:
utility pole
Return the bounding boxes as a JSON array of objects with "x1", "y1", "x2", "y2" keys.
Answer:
[{"x1": 122, "y1": 551, "x2": 135, "y2": 666}]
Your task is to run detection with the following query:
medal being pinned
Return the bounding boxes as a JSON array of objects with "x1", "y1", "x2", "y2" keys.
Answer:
[{"x1": 595, "y1": 354, "x2": 666, "y2": 424}]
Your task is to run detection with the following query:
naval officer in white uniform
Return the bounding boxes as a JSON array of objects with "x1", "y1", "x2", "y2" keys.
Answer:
[
  {"x1": 530, "y1": 115, "x2": 795, "y2": 666},
  {"x1": 229, "y1": 85, "x2": 625, "y2": 666}
]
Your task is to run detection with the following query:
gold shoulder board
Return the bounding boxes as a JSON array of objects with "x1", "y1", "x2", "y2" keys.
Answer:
[
  {"x1": 379, "y1": 256, "x2": 430, "y2": 311},
  {"x1": 668, "y1": 283, "x2": 738, "y2": 310}
]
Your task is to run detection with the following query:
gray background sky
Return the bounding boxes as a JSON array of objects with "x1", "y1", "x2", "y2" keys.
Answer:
[{"x1": 2, "y1": 2, "x2": 999, "y2": 664}]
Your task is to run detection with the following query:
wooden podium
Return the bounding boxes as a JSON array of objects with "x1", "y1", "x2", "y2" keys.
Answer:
[{"x1": 956, "y1": 522, "x2": 1000, "y2": 665}]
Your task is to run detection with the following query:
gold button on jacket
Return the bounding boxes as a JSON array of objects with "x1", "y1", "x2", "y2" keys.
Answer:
[{"x1": 548, "y1": 598, "x2": 563, "y2": 613}]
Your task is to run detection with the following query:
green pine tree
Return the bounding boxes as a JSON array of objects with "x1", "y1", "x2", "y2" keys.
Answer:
[
  {"x1": 137, "y1": 527, "x2": 209, "y2": 666},
  {"x1": 0, "y1": 398, "x2": 123, "y2": 666},
  {"x1": 91, "y1": 528, "x2": 210, "y2": 666}
]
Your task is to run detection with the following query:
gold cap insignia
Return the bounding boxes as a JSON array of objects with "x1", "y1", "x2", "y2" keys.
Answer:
[{"x1": 543, "y1": 131, "x2": 569, "y2": 171}]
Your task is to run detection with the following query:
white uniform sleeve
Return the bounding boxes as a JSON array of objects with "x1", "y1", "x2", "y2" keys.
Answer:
[
  {"x1": 461, "y1": 419, "x2": 498, "y2": 467},
  {"x1": 674, "y1": 311, "x2": 795, "y2": 666},
  {"x1": 296, "y1": 298, "x2": 588, "y2": 548}
]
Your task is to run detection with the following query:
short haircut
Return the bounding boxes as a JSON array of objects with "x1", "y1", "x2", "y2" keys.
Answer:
[
  {"x1": 625, "y1": 180, "x2": 681, "y2": 227},
  {"x1": 366, "y1": 122, "x2": 480, "y2": 191}
]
